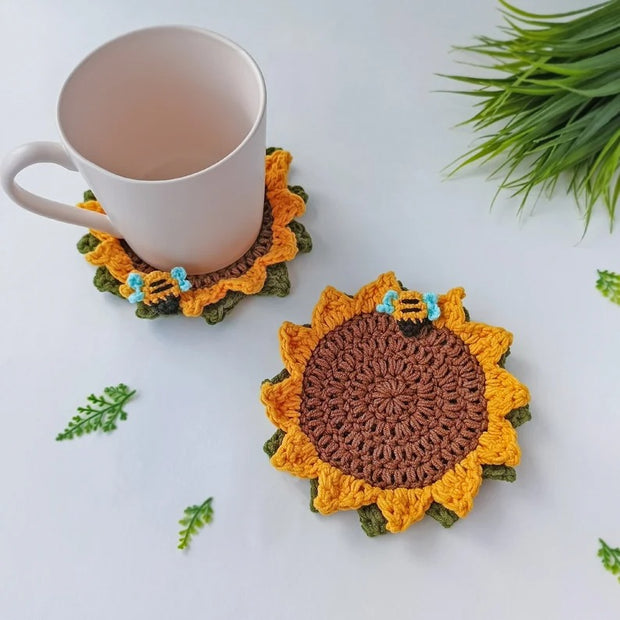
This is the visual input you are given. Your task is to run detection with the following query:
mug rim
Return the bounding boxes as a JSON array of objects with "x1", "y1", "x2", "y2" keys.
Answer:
[{"x1": 56, "y1": 25, "x2": 267, "y2": 185}]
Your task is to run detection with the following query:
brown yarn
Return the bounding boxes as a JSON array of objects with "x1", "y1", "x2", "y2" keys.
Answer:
[
  {"x1": 299, "y1": 313, "x2": 488, "y2": 490},
  {"x1": 120, "y1": 198, "x2": 274, "y2": 286}
]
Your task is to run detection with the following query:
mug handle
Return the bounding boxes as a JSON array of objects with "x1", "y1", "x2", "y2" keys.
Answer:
[{"x1": 1, "y1": 141, "x2": 121, "y2": 236}]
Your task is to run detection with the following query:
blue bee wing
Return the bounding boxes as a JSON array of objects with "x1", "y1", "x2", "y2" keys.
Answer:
[
  {"x1": 171, "y1": 266, "x2": 192, "y2": 292},
  {"x1": 126, "y1": 272, "x2": 145, "y2": 304},
  {"x1": 423, "y1": 292, "x2": 441, "y2": 321},
  {"x1": 127, "y1": 291, "x2": 145, "y2": 304},
  {"x1": 170, "y1": 266, "x2": 186, "y2": 280},
  {"x1": 376, "y1": 289, "x2": 398, "y2": 314},
  {"x1": 127, "y1": 272, "x2": 144, "y2": 288}
]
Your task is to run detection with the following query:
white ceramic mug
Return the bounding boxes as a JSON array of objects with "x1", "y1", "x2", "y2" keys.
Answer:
[{"x1": 1, "y1": 26, "x2": 266, "y2": 274}]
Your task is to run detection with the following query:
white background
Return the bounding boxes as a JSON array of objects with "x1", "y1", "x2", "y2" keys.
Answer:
[{"x1": 1, "y1": 1, "x2": 619, "y2": 618}]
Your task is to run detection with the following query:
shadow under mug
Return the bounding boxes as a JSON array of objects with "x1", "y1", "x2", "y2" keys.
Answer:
[{"x1": 1, "y1": 26, "x2": 267, "y2": 274}]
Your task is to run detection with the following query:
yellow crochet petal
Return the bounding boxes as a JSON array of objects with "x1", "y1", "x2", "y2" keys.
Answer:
[
  {"x1": 486, "y1": 367, "x2": 531, "y2": 418},
  {"x1": 270, "y1": 426, "x2": 321, "y2": 478},
  {"x1": 311, "y1": 286, "x2": 358, "y2": 337},
  {"x1": 376, "y1": 487, "x2": 433, "y2": 533},
  {"x1": 354, "y1": 271, "x2": 402, "y2": 314},
  {"x1": 477, "y1": 419, "x2": 521, "y2": 466},
  {"x1": 313, "y1": 466, "x2": 379, "y2": 514},
  {"x1": 454, "y1": 322, "x2": 513, "y2": 366},
  {"x1": 78, "y1": 200, "x2": 105, "y2": 215},
  {"x1": 436, "y1": 287, "x2": 466, "y2": 328},
  {"x1": 79, "y1": 201, "x2": 133, "y2": 281},
  {"x1": 178, "y1": 291, "x2": 214, "y2": 317},
  {"x1": 265, "y1": 149, "x2": 293, "y2": 192},
  {"x1": 430, "y1": 452, "x2": 482, "y2": 518},
  {"x1": 85, "y1": 238, "x2": 136, "y2": 282},
  {"x1": 260, "y1": 375, "x2": 302, "y2": 432},
  {"x1": 279, "y1": 322, "x2": 318, "y2": 375},
  {"x1": 269, "y1": 188, "x2": 305, "y2": 221},
  {"x1": 177, "y1": 233, "x2": 298, "y2": 316},
  {"x1": 266, "y1": 150, "x2": 305, "y2": 221},
  {"x1": 261, "y1": 226, "x2": 299, "y2": 264}
]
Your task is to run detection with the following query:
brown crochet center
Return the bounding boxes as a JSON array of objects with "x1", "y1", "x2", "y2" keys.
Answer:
[
  {"x1": 120, "y1": 198, "x2": 274, "y2": 284},
  {"x1": 299, "y1": 313, "x2": 489, "y2": 490}
]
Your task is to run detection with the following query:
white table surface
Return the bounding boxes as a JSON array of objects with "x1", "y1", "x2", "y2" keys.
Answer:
[{"x1": 1, "y1": 1, "x2": 619, "y2": 618}]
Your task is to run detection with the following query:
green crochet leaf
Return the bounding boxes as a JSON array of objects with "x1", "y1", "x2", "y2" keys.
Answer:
[
  {"x1": 358, "y1": 504, "x2": 388, "y2": 537},
  {"x1": 309, "y1": 478, "x2": 319, "y2": 513},
  {"x1": 77, "y1": 232, "x2": 100, "y2": 254},
  {"x1": 257, "y1": 263, "x2": 290, "y2": 297},
  {"x1": 201, "y1": 290, "x2": 246, "y2": 325},
  {"x1": 507, "y1": 405, "x2": 532, "y2": 428},
  {"x1": 262, "y1": 368, "x2": 290, "y2": 387},
  {"x1": 482, "y1": 464, "x2": 517, "y2": 482},
  {"x1": 135, "y1": 302, "x2": 159, "y2": 320},
  {"x1": 288, "y1": 184, "x2": 309, "y2": 204},
  {"x1": 355, "y1": 465, "x2": 519, "y2": 536},
  {"x1": 93, "y1": 266, "x2": 122, "y2": 297},
  {"x1": 263, "y1": 428, "x2": 285, "y2": 458},
  {"x1": 357, "y1": 500, "x2": 461, "y2": 537},
  {"x1": 596, "y1": 270, "x2": 620, "y2": 305},
  {"x1": 426, "y1": 502, "x2": 459, "y2": 528},
  {"x1": 357, "y1": 500, "x2": 462, "y2": 536},
  {"x1": 288, "y1": 220, "x2": 313, "y2": 254},
  {"x1": 498, "y1": 347, "x2": 511, "y2": 368},
  {"x1": 177, "y1": 498, "x2": 214, "y2": 550}
]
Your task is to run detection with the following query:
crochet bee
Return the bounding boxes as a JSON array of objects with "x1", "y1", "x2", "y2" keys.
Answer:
[
  {"x1": 120, "y1": 266, "x2": 192, "y2": 314},
  {"x1": 376, "y1": 289, "x2": 440, "y2": 337}
]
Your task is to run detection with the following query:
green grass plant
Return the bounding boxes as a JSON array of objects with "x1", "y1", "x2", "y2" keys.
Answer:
[{"x1": 443, "y1": 1, "x2": 620, "y2": 228}]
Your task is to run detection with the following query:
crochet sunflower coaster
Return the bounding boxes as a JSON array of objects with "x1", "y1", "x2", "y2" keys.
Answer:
[
  {"x1": 261, "y1": 273, "x2": 531, "y2": 536},
  {"x1": 76, "y1": 149, "x2": 312, "y2": 323}
]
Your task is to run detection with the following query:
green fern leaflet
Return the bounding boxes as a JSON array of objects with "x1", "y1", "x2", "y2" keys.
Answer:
[
  {"x1": 596, "y1": 270, "x2": 620, "y2": 305},
  {"x1": 598, "y1": 539, "x2": 620, "y2": 583},
  {"x1": 56, "y1": 384, "x2": 136, "y2": 441},
  {"x1": 178, "y1": 497, "x2": 214, "y2": 550}
]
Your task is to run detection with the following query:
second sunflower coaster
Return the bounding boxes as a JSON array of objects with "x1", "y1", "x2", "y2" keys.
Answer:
[{"x1": 261, "y1": 273, "x2": 531, "y2": 536}]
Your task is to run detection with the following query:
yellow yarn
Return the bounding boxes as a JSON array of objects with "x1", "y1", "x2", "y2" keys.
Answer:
[
  {"x1": 78, "y1": 150, "x2": 305, "y2": 317},
  {"x1": 261, "y1": 272, "x2": 530, "y2": 533}
]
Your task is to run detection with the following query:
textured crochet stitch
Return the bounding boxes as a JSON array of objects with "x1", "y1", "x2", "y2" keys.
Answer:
[
  {"x1": 76, "y1": 149, "x2": 312, "y2": 322},
  {"x1": 261, "y1": 273, "x2": 531, "y2": 536}
]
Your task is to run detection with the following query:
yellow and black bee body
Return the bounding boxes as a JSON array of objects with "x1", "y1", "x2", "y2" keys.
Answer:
[
  {"x1": 122, "y1": 266, "x2": 192, "y2": 313},
  {"x1": 376, "y1": 289, "x2": 441, "y2": 338}
]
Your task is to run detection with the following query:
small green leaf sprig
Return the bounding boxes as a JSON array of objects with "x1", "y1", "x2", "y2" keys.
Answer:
[
  {"x1": 596, "y1": 270, "x2": 620, "y2": 305},
  {"x1": 178, "y1": 498, "x2": 214, "y2": 550},
  {"x1": 598, "y1": 538, "x2": 620, "y2": 582},
  {"x1": 56, "y1": 384, "x2": 136, "y2": 441}
]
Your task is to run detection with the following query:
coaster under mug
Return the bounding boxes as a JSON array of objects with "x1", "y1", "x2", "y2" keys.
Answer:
[{"x1": 77, "y1": 149, "x2": 312, "y2": 323}]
